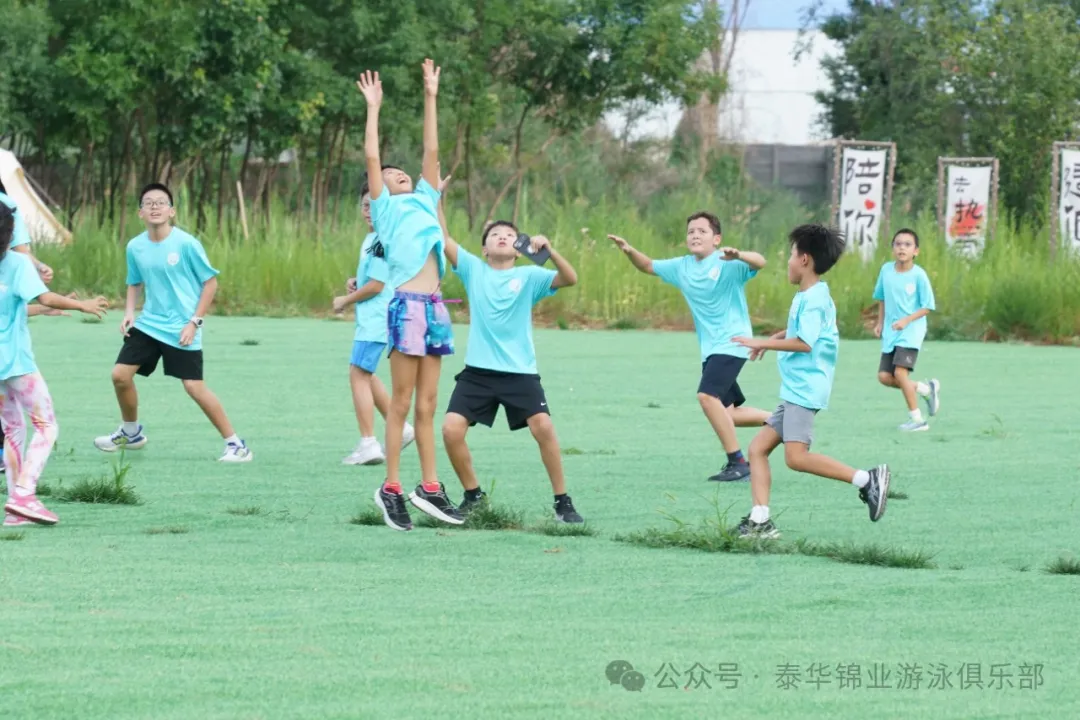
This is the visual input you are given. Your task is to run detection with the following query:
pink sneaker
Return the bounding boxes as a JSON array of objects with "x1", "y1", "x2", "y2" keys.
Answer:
[
  {"x1": 3, "y1": 513, "x2": 35, "y2": 527},
  {"x1": 4, "y1": 493, "x2": 58, "y2": 525}
]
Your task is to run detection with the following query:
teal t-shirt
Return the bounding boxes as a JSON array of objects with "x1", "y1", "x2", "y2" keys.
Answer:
[
  {"x1": 125, "y1": 228, "x2": 219, "y2": 351},
  {"x1": 369, "y1": 178, "x2": 446, "y2": 289},
  {"x1": 872, "y1": 262, "x2": 935, "y2": 353},
  {"x1": 778, "y1": 281, "x2": 839, "y2": 411},
  {"x1": 0, "y1": 250, "x2": 49, "y2": 380},
  {"x1": 652, "y1": 252, "x2": 757, "y2": 361},
  {"x1": 453, "y1": 247, "x2": 557, "y2": 375},
  {"x1": 0, "y1": 192, "x2": 31, "y2": 249},
  {"x1": 354, "y1": 232, "x2": 393, "y2": 344}
]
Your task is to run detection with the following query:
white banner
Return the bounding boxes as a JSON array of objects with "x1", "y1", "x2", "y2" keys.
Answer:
[
  {"x1": 944, "y1": 164, "x2": 992, "y2": 258},
  {"x1": 1059, "y1": 149, "x2": 1080, "y2": 255},
  {"x1": 839, "y1": 148, "x2": 887, "y2": 261}
]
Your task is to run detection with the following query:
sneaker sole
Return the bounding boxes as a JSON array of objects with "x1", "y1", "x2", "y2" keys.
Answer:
[
  {"x1": 4, "y1": 503, "x2": 58, "y2": 526},
  {"x1": 871, "y1": 464, "x2": 890, "y2": 522},
  {"x1": 219, "y1": 452, "x2": 254, "y2": 463},
  {"x1": 708, "y1": 474, "x2": 751, "y2": 483},
  {"x1": 739, "y1": 528, "x2": 781, "y2": 540},
  {"x1": 342, "y1": 455, "x2": 386, "y2": 466},
  {"x1": 95, "y1": 439, "x2": 147, "y2": 452},
  {"x1": 408, "y1": 492, "x2": 466, "y2": 525},
  {"x1": 555, "y1": 515, "x2": 585, "y2": 524},
  {"x1": 928, "y1": 380, "x2": 941, "y2": 416},
  {"x1": 900, "y1": 425, "x2": 929, "y2": 432},
  {"x1": 373, "y1": 487, "x2": 411, "y2": 531}
]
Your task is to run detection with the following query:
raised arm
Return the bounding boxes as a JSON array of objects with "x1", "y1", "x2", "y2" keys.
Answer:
[
  {"x1": 35, "y1": 291, "x2": 108, "y2": 318},
  {"x1": 721, "y1": 246, "x2": 766, "y2": 271},
  {"x1": 607, "y1": 234, "x2": 656, "y2": 275},
  {"x1": 357, "y1": 71, "x2": 385, "y2": 199},
  {"x1": 420, "y1": 58, "x2": 441, "y2": 189},
  {"x1": 528, "y1": 236, "x2": 577, "y2": 288}
]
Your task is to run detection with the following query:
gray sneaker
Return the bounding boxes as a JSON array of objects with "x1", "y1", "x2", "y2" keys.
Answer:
[
  {"x1": 708, "y1": 462, "x2": 751, "y2": 483},
  {"x1": 925, "y1": 379, "x2": 941, "y2": 417},
  {"x1": 859, "y1": 465, "x2": 890, "y2": 522}
]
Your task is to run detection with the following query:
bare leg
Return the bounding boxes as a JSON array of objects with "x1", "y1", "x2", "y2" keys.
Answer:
[
  {"x1": 698, "y1": 392, "x2": 739, "y2": 453},
  {"x1": 877, "y1": 371, "x2": 899, "y2": 389},
  {"x1": 111, "y1": 364, "x2": 141, "y2": 422},
  {"x1": 182, "y1": 380, "x2": 236, "y2": 438},
  {"x1": 349, "y1": 366, "x2": 376, "y2": 437},
  {"x1": 784, "y1": 442, "x2": 858, "y2": 483},
  {"x1": 372, "y1": 375, "x2": 391, "y2": 419},
  {"x1": 748, "y1": 426, "x2": 782, "y2": 507},
  {"x1": 729, "y1": 405, "x2": 770, "y2": 427},
  {"x1": 892, "y1": 367, "x2": 919, "y2": 412},
  {"x1": 442, "y1": 412, "x2": 478, "y2": 491},
  {"x1": 385, "y1": 352, "x2": 419, "y2": 488},
  {"x1": 414, "y1": 355, "x2": 442, "y2": 487},
  {"x1": 527, "y1": 413, "x2": 566, "y2": 496}
]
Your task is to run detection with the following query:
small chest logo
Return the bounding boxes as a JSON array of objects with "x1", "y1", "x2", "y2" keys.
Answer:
[
  {"x1": 508, "y1": 278, "x2": 523, "y2": 293},
  {"x1": 167, "y1": 252, "x2": 180, "y2": 267},
  {"x1": 905, "y1": 283, "x2": 916, "y2": 295},
  {"x1": 708, "y1": 266, "x2": 721, "y2": 281},
  {"x1": 0, "y1": 282, "x2": 8, "y2": 294}
]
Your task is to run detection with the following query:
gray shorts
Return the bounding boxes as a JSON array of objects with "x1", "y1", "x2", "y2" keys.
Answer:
[{"x1": 765, "y1": 402, "x2": 819, "y2": 446}]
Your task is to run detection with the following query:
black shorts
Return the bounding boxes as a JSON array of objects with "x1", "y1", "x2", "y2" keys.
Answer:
[
  {"x1": 446, "y1": 366, "x2": 549, "y2": 431},
  {"x1": 116, "y1": 328, "x2": 204, "y2": 381},
  {"x1": 698, "y1": 354, "x2": 746, "y2": 407},
  {"x1": 879, "y1": 347, "x2": 918, "y2": 374}
]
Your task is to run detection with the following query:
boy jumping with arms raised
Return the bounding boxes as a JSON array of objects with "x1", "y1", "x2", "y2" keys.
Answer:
[
  {"x1": 733, "y1": 224, "x2": 889, "y2": 538},
  {"x1": 609, "y1": 213, "x2": 770, "y2": 483},
  {"x1": 873, "y1": 228, "x2": 940, "y2": 431},
  {"x1": 93, "y1": 183, "x2": 252, "y2": 462},
  {"x1": 439, "y1": 194, "x2": 584, "y2": 523}
]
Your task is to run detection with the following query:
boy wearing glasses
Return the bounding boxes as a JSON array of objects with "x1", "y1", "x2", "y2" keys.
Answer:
[{"x1": 93, "y1": 183, "x2": 252, "y2": 462}]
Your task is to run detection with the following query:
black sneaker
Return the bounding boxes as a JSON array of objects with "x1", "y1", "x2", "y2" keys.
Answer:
[
  {"x1": 374, "y1": 485, "x2": 412, "y2": 531},
  {"x1": 708, "y1": 462, "x2": 751, "y2": 483},
  {"x1": 408, "y1": 483, "x2": 465, "y2": 525},
  {"x1": 859, "y1": 464, "x2": 890, "y2": 522},
  {"x1": 458, "y1": 490, "x2": 488, "y2": 516},
  {"x1": 736, "y1": 514, "x2": 780, "y2": 539},
  {"x1": 554, "y1": 495, "x2": 584, "y2": 524}
]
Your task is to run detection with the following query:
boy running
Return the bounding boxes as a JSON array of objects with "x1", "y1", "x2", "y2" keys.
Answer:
[
  {"x1": 873, "y1": 228, "x2": 940, "y2": 431},
  {"x1": 332, "y1": 186, "x2": 415, "y2": 464},
  {"x1": 440, "y1": 209, "x2": 585, "y2": 524},
  {"x1": 609, "y1": 212, "x2": 770, "y2": 483},
  {"x1": 93, "y1": 183, "x2": 252, "y2": 462},
  {"x1": 1, "y1": 203, "x2": 109, "y2": 527},
  {"x1": 357, "y1": 60, "x2": 462, "y2": 531},
  {"x1": 732, "y1": 224, "x2": 890, "y2": 539}
]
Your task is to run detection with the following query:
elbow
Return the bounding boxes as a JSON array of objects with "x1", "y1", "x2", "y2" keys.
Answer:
[
  {"x1": 371, "y1": 281, "x2": 385, "y2": 293},
  {"x1": 561, "y1": 273, "x2": 578, "y2": 288}
]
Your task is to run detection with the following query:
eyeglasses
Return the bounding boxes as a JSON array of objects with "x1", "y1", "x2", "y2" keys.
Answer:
[{"x1": 141, "y1": 200, "x2": 172, "y2": 209}]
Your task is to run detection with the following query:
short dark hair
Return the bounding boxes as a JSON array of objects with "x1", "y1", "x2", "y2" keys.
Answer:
[
  {"x1": 482, "y1": 220, "x2": 517, "y2": 247},
  {"x1": 686, "y1": 211, "x2": 722, "y2": 236},
  {"x1": 892, "y1": 227, "x2": 919, "y2": 247},
  {"x1": 0, "y1": 203, "x2": 14, "y2": 258},
  {"x1": 381, "y1": 164, "x2": 403, "y2": 173},
  {"x1": 360, "y1": 182, "x2": 370, "y2": 198},
  {"x1": 139, "y1": 182, "x2": 173, "y2": 206},
  {"x1": 789, "y1": 223, "x2": 845, "y2": 275}
]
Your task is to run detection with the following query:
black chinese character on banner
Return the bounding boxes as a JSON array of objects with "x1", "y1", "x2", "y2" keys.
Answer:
[
  {"x1": 896, "y1": 663, "x2": 924, "y2": 690},
  {"x1": 775, "y1": 663, "x2": 802, "y2": 690},
  {"x1": 805, "y1": 662, "x2": 832, "y2": 689},
  {"x1": 866, "y1": 663, "x2": 892, "y2": 689},
  {"x1": 683, "y1": 663, "x2": 712, "y2": 690},
  {"x1": 654, "y1": 662, "x2": 681, "y2": 689},
  {"x1": 989, "y1": 664, "x2": 1014, "y2": 690},
  {"x1": 928, "y1": 663, "x2": 954, "y2": 691},
  {"x1": 835, "y1": 664, "x2": 862, "y2": 690},
  {"x1": 715, "y1": 663, "x2": 741, "y2": 690},
  {"x1": 956, "y1": 663, "x2": 984, "y2": 690},
  {"x1": 1018, "y1": 663, "x2": 1044, "y2": 690}
]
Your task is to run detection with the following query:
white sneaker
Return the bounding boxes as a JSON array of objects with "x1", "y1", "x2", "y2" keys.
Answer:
[
  {"x1": 343, "y1": 438, "x2": 386, "y2": 466},
  {"x1": 219, "y1": 440, "x2": 253, "y2": 463},
  {"x1": 925, "y1": 379, "x2": 941, "y2": 417},
  {"x1": 402, "y1": 423, "x2": 416, "y2": 449},
  {"x1": 94, "y1": 425, "x2": 148, "y2": 452}
]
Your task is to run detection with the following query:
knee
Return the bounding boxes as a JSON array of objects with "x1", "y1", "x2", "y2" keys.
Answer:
[
  {"x1": 749, "y1": 434, "x2": 768, "y2": 458},
  {"x1": 414, "y1": 392, "x2": 437, "y2": 421},
  {"x1": 442, "y1": 416, "x2": 468, "y2": 445},
  {"x1": 877, "y1": 372, "x2": 894, "y2": 387},
  {"x1": 111, "y1": 367, "x2": 133, "y2": 387},
  {"x1": 696, "y1": 392, "x2": 715, "y2": 408},
  {"x1": 181, "y1": 379, "x2": 202, "y2": 397},
  {"x1": 529, "y1": 414, "x2": 556, "y2": 443},
  {"x1": 784, "y1": 446, "x2": 807, "y2": 471}
]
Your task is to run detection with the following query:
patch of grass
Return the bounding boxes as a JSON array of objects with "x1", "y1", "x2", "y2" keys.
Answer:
[
  {"x1": 614, "y1": 510, "x2": 936, "y2": 570},
  {"x1": 55, "y1": 452, "x2": 140, "y2": 506},
  {"x1": 240, "y1": 339, "x2": 261, "y2": 346},
  {"x1": 80, "y1": 316, "x2": 102, "y2": 324},
  {"x1": 349, "y1": 507, "x2": 385, "y2": 527},
  {"x1": 527, "y1": 520, "x2": 597, "y2": 537},
  {"x1": 226, "y1": 506, "x2": 265, "y2": 517},
  {"x1": 561, "y1": 447, "x2": 615, "y2": 456},
  {"x1": 979, "y1": 413, "x2": 1008, "y2": 439},
  {"x1": 645, "y1": 402, "x2": 662, "y2": 409},
  {"x1": 606, "y1": 318, "x2": 641, "y2": 330},
  {"x1": 35, "y1": 481, "x2": 54, "y2": 497},
  {"x1": 1044, "y1": 555, "x2": 1080, "y2": 575},
  {"x1": 555, "y1": 317, "x2": 569, "y2": 330},
  {"x1": 1, "y1": 531, "x2": 26, "y2": 541},
  {"x1": 417, "y1": 499, "x2": 526, "y2": 531},
  {"x1": 887, "y1": 489, "x2": 908, "y2": 500},
  {"x1": 144, "y1": 526, "x2": 190, "y2": 535}
]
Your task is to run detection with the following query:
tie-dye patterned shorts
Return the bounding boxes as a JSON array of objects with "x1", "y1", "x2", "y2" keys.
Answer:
[{"x1": 387, "y1": 290, "x2": 455, "y2": 357}]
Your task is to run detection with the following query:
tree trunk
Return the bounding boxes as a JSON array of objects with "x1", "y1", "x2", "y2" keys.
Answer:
[
  {"x1": 330, "y1": 119, "x2": 349, "y2": 231},
  {"x1": 216, "y1": 140, "x2": 229, "y2": 231}
]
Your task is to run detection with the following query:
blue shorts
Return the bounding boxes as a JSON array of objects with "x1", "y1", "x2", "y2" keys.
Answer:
[{"x1": 350, "y1": 341, "x2": 387, "y2": 373}]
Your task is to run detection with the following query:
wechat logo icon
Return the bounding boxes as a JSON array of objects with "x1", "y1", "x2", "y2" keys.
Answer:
[{"x1": 606, "y1": 660, "x2": 646, "y2": 692}]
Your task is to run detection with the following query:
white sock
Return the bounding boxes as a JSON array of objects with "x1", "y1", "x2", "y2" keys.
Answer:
[
  {"x1": 909, "y1": 409, "x2": 924, "y2": 423},
  {"x1": 852, "y1": 470, "x2": 870, "y2": 488},
  {"x1": 404, "y1": 422, "x2": 414, "y2": 434},
  {"x1": 15, "y1": 485, "x2": 33, "y2": 497},
  {"x1": 123, "y1": 421, "x2": 140, "y2": 435},
  {"x1": 915, "y1": 381, "x2": 930, "y2": 397},
  {"x1": 360, "y1": 436, "x2": 379, "y2": 446},
  {"x1": 749, "y1": 505, "x2": 769, "y2": 523},
  {"x1": 224, "y1": 434, "x2": 241, "y2": 446}
]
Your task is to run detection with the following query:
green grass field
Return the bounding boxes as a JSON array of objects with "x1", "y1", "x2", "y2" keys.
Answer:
[{"x1": 4, "y1": 317, "x2": 1078, "y2": 719}]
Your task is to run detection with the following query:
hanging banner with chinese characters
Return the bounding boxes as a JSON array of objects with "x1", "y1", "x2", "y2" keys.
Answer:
[
  {"x1": 1058, "y1": 149, "x2": 1080, "y2": 255},
  {"x1": 838, "y1": 147, "x2": 888, "y2": 261},
  {"x1": 944, "y1": 164, "x2": 992, "y2": 257}
]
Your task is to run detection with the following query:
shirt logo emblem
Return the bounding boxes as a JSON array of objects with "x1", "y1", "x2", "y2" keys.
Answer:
[
  {"x1": 167, "y1": 252, "x2": 180, "y2": 266},
  {"x1": 708, "y1": 267, "x2": 721, "y2": 281},
  {"x1": 0, "y1": 283, "x2": 7, "y2": 294},
  {"x1": 508, "y1": 278, "x2": 523, "y2": 293},
  {"x1": 905, "y1": 283, "x2": 915, "y2": 295}
]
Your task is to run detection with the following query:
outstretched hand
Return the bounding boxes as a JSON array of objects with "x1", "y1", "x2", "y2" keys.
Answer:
[
  {"x1": 608, "y1": 234, "x2": 630, "y2": 252},
  {"x1": 356, "y1": 70, "x2": 383, "y2": 107},
  {"x1": 422, "y1": 58, "x2": 440, "y2": 97},
  {"x1": 720, "y1": 247, "x2": 741, "y2": 261},
  {"x1": 436, "y1": 162, "x2": 452, "y2": 193}
]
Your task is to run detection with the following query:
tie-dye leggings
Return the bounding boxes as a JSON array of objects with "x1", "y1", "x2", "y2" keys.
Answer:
[{"x1": 1, "y1": 371, "x2": 59, "y2": 497}]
